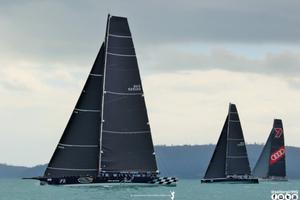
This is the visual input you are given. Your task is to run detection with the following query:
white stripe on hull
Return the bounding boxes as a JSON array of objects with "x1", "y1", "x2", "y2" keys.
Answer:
[{"x1": 63, "y1": 182, "x2": 162, "y2": 187}]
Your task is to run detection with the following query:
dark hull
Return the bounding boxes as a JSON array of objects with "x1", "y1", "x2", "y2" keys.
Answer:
[
  {"x1": 201, "y1": 177, "x2": 259, "y2": 184},
  {"x1": 27, "y1": 176, "x2": 177, "y2": 186}
]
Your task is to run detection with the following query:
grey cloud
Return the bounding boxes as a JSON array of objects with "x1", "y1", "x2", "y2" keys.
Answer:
[
  {"x1": 140, "y1": 46, "x2": 300, "y2": 77},
  {"x1": 0, "y1": 0, "x2": 300, "y2": 66},
  {"x1": 0, "y1": 80, "x2": 32, "y2": 92},
  {"x1": 1, "y1": 0, "x2": 300, "y2": 90}
]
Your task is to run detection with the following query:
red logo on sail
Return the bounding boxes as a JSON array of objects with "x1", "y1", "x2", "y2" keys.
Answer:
[
  {"x1": 270, "y1": 146, "x2": 285, "y2": 165},
  {"x1": 274, "y1": 128, "x2": 283, "y2": 138}
]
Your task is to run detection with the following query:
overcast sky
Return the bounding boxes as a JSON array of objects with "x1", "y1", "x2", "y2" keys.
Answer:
[{"x1": 1, "y1": 0, "x2": 300, "y2": 166}]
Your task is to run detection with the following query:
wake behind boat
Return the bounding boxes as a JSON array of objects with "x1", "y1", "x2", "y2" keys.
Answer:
[
  {"x1": 201, "y1": 103, "x2": 258, "y2": 184},
  {"x1": 24, "y1": 15, "x2": 177, "y2": 186},
  {"x1": 253, "y1": 119, "x2": 287, "y2": 181}
]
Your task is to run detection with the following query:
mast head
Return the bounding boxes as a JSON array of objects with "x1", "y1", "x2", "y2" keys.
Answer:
[
  {"x1": 228, "y1": 103, "x2": 238, "y2": 113},
  {"x1": 273, "y1": 119, "x2": 283, "y2": 128}
]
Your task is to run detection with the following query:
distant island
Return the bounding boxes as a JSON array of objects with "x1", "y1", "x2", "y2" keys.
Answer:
[{"x1": 1, "y1": 144, "x2": 299, "y2": 179}]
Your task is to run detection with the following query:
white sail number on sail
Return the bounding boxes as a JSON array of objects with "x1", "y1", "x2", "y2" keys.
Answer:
[{"x1": 128, "y1": 84, "x2": 141, "y2": 92}]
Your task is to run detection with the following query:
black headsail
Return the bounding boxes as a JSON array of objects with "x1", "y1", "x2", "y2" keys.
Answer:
[
  {"x1": 204, "y1": 103, "x2": 251, "y2": 179},
  {"x1": 252, "y1": 132, "x2": 272, "y2": 178},
  {"x1": 204, "y1": 117, "x2": 228, "y2": 179},
  {"x1": 44, "y1": 43, "x2": 105, "y2": 177},
  {"x1": 99, "y1": 16, "x2": 158, "y2": 173},
  {"x1": 253, "y1": 119, "x2": 286, "y2": 178}
]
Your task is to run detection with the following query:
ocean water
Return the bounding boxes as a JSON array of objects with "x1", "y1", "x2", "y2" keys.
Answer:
[{"x1": 0, "y1": 179, "x2": 299, "y2": 200}]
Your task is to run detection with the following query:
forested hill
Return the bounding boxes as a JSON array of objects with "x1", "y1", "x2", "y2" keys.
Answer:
[
  {"x1": 1, "y1": 144, "x2": 299, "y2": 179},
  {"x1": 155, "y1": 144, "x2": 300, "y2": 179}
]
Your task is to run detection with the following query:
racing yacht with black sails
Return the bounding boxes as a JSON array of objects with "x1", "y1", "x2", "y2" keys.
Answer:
[
  {"x1": 253, "y1": 119, "x2": 287, "y2": 181},
  {"x1": 201, "y1": 103, "x2": 258, "y2": 183},
  {"x1": 25, "y1": 15, "x2": 177, "y2": 186}
]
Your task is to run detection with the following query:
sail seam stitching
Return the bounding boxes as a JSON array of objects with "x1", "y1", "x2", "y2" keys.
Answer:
[
  {"x1": 74, "y1": 108, "x2": 101, "y2": 112},
  {"x1": 58, "y1": 143, "x2": 98, "y2": 147},
  {"x1": 47, "y1": 167, "x2": 98, "y2": 171},
  {"x1": 229, "y1": 120, "x2": 240, "y2": 122},
  {"x1": 105, "y1": 90, "x2": 143, "y2": 96},
  {"x1": 227, "y1": 156, "x2": 248, "y2": 158},
  {"x1": 227, "y1": 138, "x2": 244, "y2": 141},
  {"x1": 90, "y1": 73, "x2": 103, "y2": 77},
  {"x1": 107, "y1": 52, "x2": 136, "y2": 57},
  {"x1": 109, "y1": 33, "x2": 132, "y2": 38},
  {"x1": 102, "y1": 130, "x2": 150, "y2": 134}
]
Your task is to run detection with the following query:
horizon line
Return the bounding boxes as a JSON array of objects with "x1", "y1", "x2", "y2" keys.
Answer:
[{"x1": 1, "y1": 143, "x2": 299, "y2": 168}]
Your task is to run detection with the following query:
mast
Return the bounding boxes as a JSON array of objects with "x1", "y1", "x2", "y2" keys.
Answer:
[
  {"x1": 225, "y1": 103, "x2": 231, "y2": 175},
  {"x1": 99, "y1": 14, "x2": 111, "y2": 174}
]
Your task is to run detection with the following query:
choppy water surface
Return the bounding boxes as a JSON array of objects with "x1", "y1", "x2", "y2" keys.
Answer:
[{"x1": 0, "y1": 179, "x2": 298, "y2": 200}]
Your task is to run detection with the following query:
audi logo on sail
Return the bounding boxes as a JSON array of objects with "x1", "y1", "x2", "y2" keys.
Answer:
[
  {"x1": 270, "y1": 146, "x2": 285, "y2": 165},
  {"x1": 274, "y1": 128, "x2": 283, "y2": 138}
]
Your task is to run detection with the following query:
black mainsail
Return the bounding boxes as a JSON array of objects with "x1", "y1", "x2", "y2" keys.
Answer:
[
  {"x1": 100, "y1": 16, "x2": 158, "y2": 173},
  {"x1": 202, "y1": 103, "x2": 257, "y2": 183},
  {"x1": 253, "y1": 119, "x2": 286, "y2": 180},
  {"x1": 226, "y1": 104, "x2": 251, "y2": 176},
  {"x1": 27, "y1": 15, "x2": 176, "y2": 185},
  {"x1": 44, "y1": 43, "x2": 105, "y2": 178}
]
